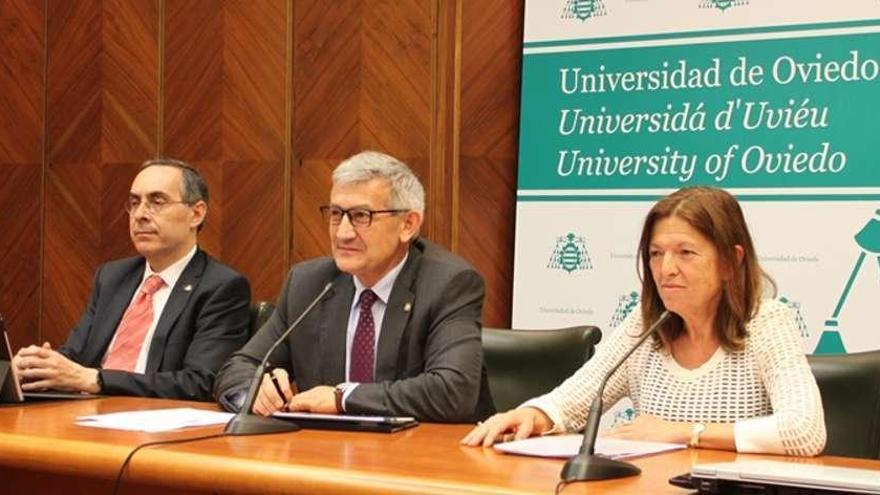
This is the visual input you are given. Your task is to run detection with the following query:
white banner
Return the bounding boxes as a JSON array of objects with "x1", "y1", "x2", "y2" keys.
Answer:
[{"x1": 515, "y1": 0, "x2": 880, "y2": 357}]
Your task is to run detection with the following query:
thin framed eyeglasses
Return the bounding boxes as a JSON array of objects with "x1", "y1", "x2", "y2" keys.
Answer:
[
  {"x1": 125, "y1": 196, "x2": 191, "y2": 215},
  {"x1": 319, "y1": 206, "x2": 406, "y2": 228}
]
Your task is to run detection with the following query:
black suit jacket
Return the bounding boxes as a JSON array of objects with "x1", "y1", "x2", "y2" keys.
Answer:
[
  {"x1": 214, "y1": 239, "x2": 495, "y2": 422},
  {"x1": 58, "y1": 249, "x2": 251, "y2": 400}
]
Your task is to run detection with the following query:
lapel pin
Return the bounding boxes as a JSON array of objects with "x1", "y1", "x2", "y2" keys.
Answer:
[
  {"x1": 403, "y1": 302, "x2": 412, "y2": 313},
  {"x1": 183, "y1": 284, "x2": 193, "y2": 292}
]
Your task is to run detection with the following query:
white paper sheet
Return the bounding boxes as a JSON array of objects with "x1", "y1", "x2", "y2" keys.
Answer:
[
  {"x1": 494, "y1": 434, "x2": 686, "y2": 460},
  {"x1": 76, "y1": 407, "x2": 233, "y2": 432}
]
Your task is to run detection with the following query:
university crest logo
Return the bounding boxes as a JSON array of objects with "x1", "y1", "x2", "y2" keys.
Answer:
[
  {"x1": 547, "y1": 233, "x2": 593, "y2": 273},
  {"x1": 609, "y1": 291, "x2": 640, "y2": 329},
  {"x1": 778, "y1": 296, "x2": 810, "y2": 340},
  {"x1": 561, "y1": 0, "x2": 607, "y2": 22}
]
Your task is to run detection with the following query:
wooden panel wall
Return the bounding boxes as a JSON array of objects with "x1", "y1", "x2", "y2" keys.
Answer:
[
  {"x1": 0, "y1": 0, "x2": 523, "y2": 349},
  {"x1": 291, "y1": 0, "x2": 435, "y2": 260},
  {"x1": 0, "y1": 0, "x2": 44, "y2": 351},
  {"x1": 459, "y1": 0, "x2": 521, "y2": 327},
  {"x1": 164, "y1": 0, "x2": 287, "y2": 299},
  {"x1": 43, "y1": 0, "x2": 158, "y2": 346}
]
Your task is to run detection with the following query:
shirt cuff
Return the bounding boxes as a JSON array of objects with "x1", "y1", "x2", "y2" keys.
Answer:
[
  {"x1": 339, "y1": 382, "x2": 359, "y2": 412},
  {"x1": 520, "y1": 397, "x2": 564, "y2": 435},
  {"x1": 734, "y1": 415, "x2": 785, "y2": 454}
]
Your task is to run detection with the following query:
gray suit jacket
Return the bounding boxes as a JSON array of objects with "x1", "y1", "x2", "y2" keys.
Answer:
[
  {"x1": 58, "y1": 249, "x2": 251, "y2": 400},
  {"x1": 214, "y1": 239, "x2": 494, "y2": 422}
]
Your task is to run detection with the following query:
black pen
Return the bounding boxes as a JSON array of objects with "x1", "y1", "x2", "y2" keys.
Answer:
[{"x1": 269, "y1": 369, "x2": 287, "y2": 402}]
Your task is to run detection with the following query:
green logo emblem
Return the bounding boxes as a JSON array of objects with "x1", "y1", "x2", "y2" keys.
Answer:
[
  {"x1": 815, "y1": 208, "x2": 880, "y2": 354},
  {"x1": 611, "y1": 407, "x2": 636, "y2": 428},
  {"x1": 562, "y1": 0, "x2": 607, "y2": 22},
  {"x1": 548, "y1": 233, "x2": 593, "y2": 273},
  {"x1": 610, "y1": 291, "x2": 640, "y2": 329},
  {"x1": 778, "y1": 296, "x2": 809, "y2": 340},
  {"x1": 700, "y1": 0, "x2": 748, "y2": 11}
]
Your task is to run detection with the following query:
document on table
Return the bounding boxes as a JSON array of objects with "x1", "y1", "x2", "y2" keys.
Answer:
[
  {"x1": 494, "y1": 434, "x2": 686, "y2": 460},
  {"x1": 76, "y1": 408, "x2": 233, "y2": 432}
]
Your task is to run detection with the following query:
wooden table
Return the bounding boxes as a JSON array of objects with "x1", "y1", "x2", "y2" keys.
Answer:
[{"x1": 2, "y1": 397, "x2": 878, "y2": 494}]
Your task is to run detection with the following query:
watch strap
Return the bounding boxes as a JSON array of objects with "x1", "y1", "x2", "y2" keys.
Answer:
[{"x1": 334, "y1": 383, "x2": 346, "y2": 413}]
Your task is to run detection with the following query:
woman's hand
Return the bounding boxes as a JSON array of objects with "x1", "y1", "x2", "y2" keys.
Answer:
[
  {"x1": 460, "y1": 407, "x2": 554, "y2": 447},
  {"x1": 605, "y1": 414, "x2": 736, "y2": 450},
  {"x1": 603, "y1": 414, "x2": 690, "y2": 444}
]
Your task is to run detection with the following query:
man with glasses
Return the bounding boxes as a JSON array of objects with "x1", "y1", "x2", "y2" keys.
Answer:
[
  {"x1": 215, "y1": 151, "x2": 494, "y2": 422},
  {"x1": 11, "y1": 159, "x2": 250, "y2": 399}
]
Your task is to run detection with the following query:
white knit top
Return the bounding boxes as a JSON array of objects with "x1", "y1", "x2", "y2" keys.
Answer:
[{"x1": 525, "y1": 299, "x2": 826, "y2": 456}]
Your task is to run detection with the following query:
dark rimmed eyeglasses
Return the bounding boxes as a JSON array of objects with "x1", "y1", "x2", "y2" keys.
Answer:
[
  {"x1": 125, "y1": 196, "x2": 192, "y2": 215},
  {"x1": 319, "y1": 206, "x2": 406, "y2": 228}
]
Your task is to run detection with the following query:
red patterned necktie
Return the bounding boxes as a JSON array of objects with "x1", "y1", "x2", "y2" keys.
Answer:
[
  {"x1": 350, "y1": 289, "x2": 378, "y2": 382},
  {"x1": 103, "y1": 275, "x2": 165, "y2": 372}
]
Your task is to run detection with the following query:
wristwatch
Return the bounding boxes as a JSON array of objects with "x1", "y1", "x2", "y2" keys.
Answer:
[
  {"x1": 95, "y1": 370, "x2": 104, "y2": 393},
  {"x1": 689, "y1": 422, "x2": 706, "y2": 448},
  {"x1": 334, "y1": 383, "x2": 347, "y2": 413}
]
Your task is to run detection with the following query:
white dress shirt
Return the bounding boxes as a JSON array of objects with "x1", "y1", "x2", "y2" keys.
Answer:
[
  {"x1": 339, "y1": 253, "x2": 408, "y2": 408},
  {"x1": 102, "y1": 246, "x2": 197, "y2": 373}
]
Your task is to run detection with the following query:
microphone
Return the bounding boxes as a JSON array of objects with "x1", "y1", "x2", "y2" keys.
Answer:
[
  {"x1": 560, "y1": 310, "x2": 671, "y2": 482},
  {"x1": 224, "y1": 282, "x2": 334, "y2": 435}
]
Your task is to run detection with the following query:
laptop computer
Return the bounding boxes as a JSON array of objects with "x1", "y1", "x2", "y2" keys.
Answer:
[
  {"x1": 0, "y1": 315, "x2": 100, "y2": 403},
  {"x1": 686, "y1": 460, "x2": 880, "y2": 494}
]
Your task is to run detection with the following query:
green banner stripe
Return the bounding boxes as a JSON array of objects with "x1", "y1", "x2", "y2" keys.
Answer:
[
  {"x1": 518, "y1": 33, "x2": 880, "y2": 190},
  {"x1": 523, "y1": 18, "x2": 880, "y2": 50},
  {"x1": 518, "y1": 195, "x2": 663, "y2": 202}
]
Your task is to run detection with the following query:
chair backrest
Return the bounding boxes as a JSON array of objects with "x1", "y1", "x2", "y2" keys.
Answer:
[
  {"x1": 808, "y1": 350, "x2": 880, "y2": 459},
  {"x1": 482, "y1": 326, "x2": 601, "y2": 412},
  {"x1": 249, "y1": 301, "x2": 276, "y2": 338}
]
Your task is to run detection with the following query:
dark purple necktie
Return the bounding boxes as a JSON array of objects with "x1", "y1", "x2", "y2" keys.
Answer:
[{"x1": 350, "y1": 289, "x2": 378, "y2": 382}]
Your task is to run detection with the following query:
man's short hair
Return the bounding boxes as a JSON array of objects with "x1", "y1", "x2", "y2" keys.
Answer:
[
  {"x1": 332, "y1": 151, "x2": 425, "y2": 213},
  {"x1": 141, "y1": 157, "x2": 209, "y2": 231},
  {"x1": 141, "y1": 157, "x2": 209, "y2": 205}
]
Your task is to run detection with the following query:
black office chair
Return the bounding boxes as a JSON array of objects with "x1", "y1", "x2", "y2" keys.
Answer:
[
  {"x1": 482, "y1": 326, "x2": 601, "y2": 412},
  {"x1": 808, "y1": 350, "x2": 880, "y2": 459},
  {"x1": 249, "y1": 301, "x2": 276, "y2": 338}
]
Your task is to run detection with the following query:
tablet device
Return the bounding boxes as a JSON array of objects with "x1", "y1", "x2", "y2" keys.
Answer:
[
  {"x1": 273, "y1": 411, "x2": 419, "y2": 433},
  {"x1": 1, "y1": 321, "x2": 100, "y2": 403}
]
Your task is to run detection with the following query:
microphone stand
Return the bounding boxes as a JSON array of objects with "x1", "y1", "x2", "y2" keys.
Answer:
[
  {"x1": 224, "y1": 283, "x2": 334, "y2": 436},
  {"x1": 560, "y1": 310, "x2": 671, "y2": 482}
]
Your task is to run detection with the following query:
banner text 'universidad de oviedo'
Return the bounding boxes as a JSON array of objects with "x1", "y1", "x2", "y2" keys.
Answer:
[{"x1": 518, "y1": 32, "x2": 880, "y2": 190}]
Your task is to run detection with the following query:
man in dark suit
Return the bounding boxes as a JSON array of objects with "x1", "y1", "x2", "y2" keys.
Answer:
[
  {"x1": 214, "y1": 151, "x2": 494, "y2": 422},
  {"x1": 12, "y1": 159, "x2": 250, "y2": 400}
]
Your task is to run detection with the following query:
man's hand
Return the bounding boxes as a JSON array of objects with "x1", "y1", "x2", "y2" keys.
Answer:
[
  {"x1": 253, "y1": 368, "x2": 297, "y2": 416},
  {"x1": 286, "y1": 385, "x2": 338, "y2": 414},
  {"x1": 13, "y1": 343, "x2": 100, "y2": 394}
]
